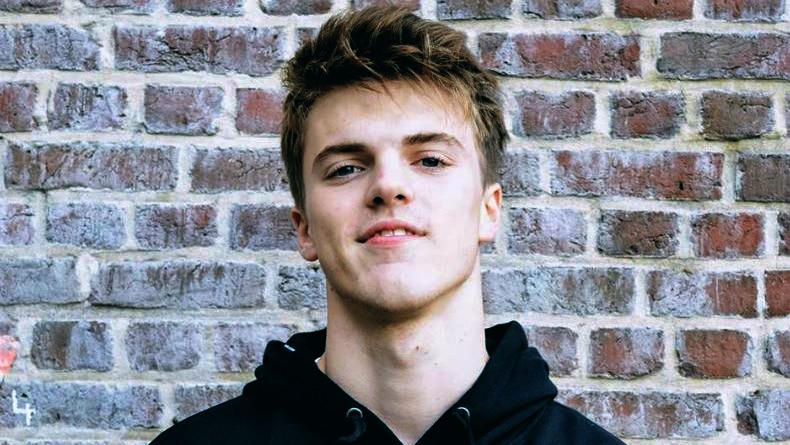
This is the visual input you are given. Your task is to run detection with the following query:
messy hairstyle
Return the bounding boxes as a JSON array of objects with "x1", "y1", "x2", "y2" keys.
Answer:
[{"x1": 280, "y1": 6, "x2": 508, "y2": 210}]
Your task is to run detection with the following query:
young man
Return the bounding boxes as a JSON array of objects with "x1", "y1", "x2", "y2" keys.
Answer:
[{"x1": 152, "y1": 7, "x2": 625, "y2": 445}]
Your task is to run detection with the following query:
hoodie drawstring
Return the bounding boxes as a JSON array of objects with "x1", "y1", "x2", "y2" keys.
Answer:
[
  {"x1": 453, "y1": 406, "x2": 476, "y2": 445},
  {"x1": 338, "y1": 407, "x2": 367, "y2": 443}
]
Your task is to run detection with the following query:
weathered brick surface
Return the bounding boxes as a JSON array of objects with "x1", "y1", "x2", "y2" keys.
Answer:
[
  {"x1": 236, "y1": 89, "x2": 283, "y2": 135},
  {"x1": 277, "y1": 265, "x2": 327, "y2": 310},
  {"x1": 766, "y1": 330, "x2": 790, "y2": 377},
  {"x1": 351, "y1": 0, "x2": 420, "y2": 9},
  {"x1": 737, "y1": 390, "x2": 790, "y2": 440},
  {"x1": 126, "y1": 322, "x2": 201, "y2": 371},
  {"x1": 691, "y1": 213, "x2": 764, "y2": 258},
  {"x1": 166, "y1": 0, "x2": 242, "y2": 15},
  {"x1": 135, "y1": 204, "x2": 218, "y2": 249},
  {"x1": 80, "y1": 0, "x2": 153, "y2": 10},
  {"x1": 5, "y1": 142, "x2": 177, "y2": 191},
  {"x1": 190, "y1": 148, "x2": 287, "y2": 192},
  {"x1": 0, "y1": 203, "x2": 34, "y2": 245},
  {"x1": 230, "y1": 204, "x2": 297, "y2": 251},
  {"x1": 677, "y1": 329, "x2": 752, "y2": 378},
  {"x1": 213, "y1": 323, "x2": 293, "y2": 371},
  {"x1": 499, "y1": 151, "x2": 540, "y2": 197},
  {"x1": 31, "y1": 321, "x2": 113, "y2": 371},
  {"x1": 0, "y1": 0, "x2": 61, "y2": 12},
  {"x1": 701, "y1": 91, "x2": 773, "y2": 140},
  {"x1": 615, "y1": 0, "x2": 692, "y2": 19},
  {"x1": 0, "y1": 258, "x2": 80, "y2": 305},
  {"x1": 90, "y1": 261, "x2": 267, "y2": 309},
  {"x1": 705, "y1": 0, "x2": 784, "y2": 21},
  {"x1": 48, "y1": 84, "x2": 126, "y2": 131},
  {"x1": 610, "y1": 91, "x2": 684, "y2": 139},
  {"x1": 46, "y1": 202, "x2": 126, "y2": 249},
  {"x1": 779, "y1": 212, "x2": 790, "y2": 255},
  {"x1": 261, "y1": 0, "x2": 331, "y2": 15},
  {"x1": 479, "y1": 33, "x2": 640, "y2": 81},
  {"x1": 174, "y1": 384, "x2": 243, "y2": 422},
  {"x1": 523, "y1": 0, "x2": 601, "y2": 19},
  {"x1": 0, "y1": 25, "x2": 99, "y2": 70},
  {"x1": 513, "y1": 91, "x2": 594, "y2": 139},
  {"x1": 598, "y1": 210, "x2": 678, "y2": 257},
  {"x1": 737, "y1": 154, "x2": 790, "y2": 203},
  {"x1": 648, "y1": 270, "x2": 757, "y2": 317},
  {"x1": 507, "y1": 207, "x2": 585, "y2": 256},
  {"x1": 765, "y1": 271, "x2": 790, "y2": 317},
  {"x1": 589, "y1": 328, "x2": 663, "y2": 379},
  {"x1": 551, "y1": 151, "x2": 723, "y2": 200},
  {"x1": 559, "y1": 391, "x2": 723, "y2": 438},
  {"x1": 525, "y1": 326, "x2": 578, "y2": 376},
  {"x1": 144, "y1": 85, "x2": 223, "y2": 136},
  {"x1": 436, "y1": 0, "x2": 511, "y2": 19},
  {"x1": 0, "y1": 82, "x2": 37, "y2": 132},
  {"x1": 658, "y1": 33, "x2": 790, "y2": 80}
]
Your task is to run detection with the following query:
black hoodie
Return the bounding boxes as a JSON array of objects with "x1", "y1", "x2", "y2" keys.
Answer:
[{"x1": 151, "y1": 321, "x2": 626, "y2": 444}]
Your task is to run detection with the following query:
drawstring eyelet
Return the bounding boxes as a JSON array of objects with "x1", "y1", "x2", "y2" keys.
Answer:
[
  {"x1": 454, "y1": 406, "x2": 475, "y2": 445},
  {"x1": 338, "y1": 407, "x2": 366, "y2": 443}
]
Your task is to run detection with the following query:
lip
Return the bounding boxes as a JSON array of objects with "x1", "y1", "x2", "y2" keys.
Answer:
[{"x1": 357, "y1": 219, "x2": 425, "y2": 244}]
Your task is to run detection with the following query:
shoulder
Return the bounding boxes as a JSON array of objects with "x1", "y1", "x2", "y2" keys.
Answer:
[{"x1": 530, "y1": 401, "x2": 626, "y2": 445}]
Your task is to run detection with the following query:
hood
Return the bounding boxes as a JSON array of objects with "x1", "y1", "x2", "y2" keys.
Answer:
[{"x1": 243, "y1": 321, "x2": 558, "y2": 445}]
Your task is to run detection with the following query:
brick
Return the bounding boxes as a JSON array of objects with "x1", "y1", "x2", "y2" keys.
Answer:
[
  {"x1": 190, "y1": 148, "x2": 287, "y2": 192},
  {"x1": 277, "y1": 265, "x2": 327, "y2": 310},
  {"x1": 30, "y1": 321, "x2": 112, "y2": 371},
  {"x1": 236, "y1": 89, "x2": 283, "y2": 135},
  {"x1": 90, "y1": 261, "x2": 267, "y2": 309},
  {"x1": 126, "y1": 322, "x2": 201, "y2": 371},
  {"x1": 648, "y1": 270, "x2": 757, "y2": 317},
  {"x1": 166, "y1": 0, "x2": 242, "y2": 15},
  {"x1": 658, "y1": 33, "x2": 790, "y2": 80},
  {"x1": 737, "y1": 154, "x2": 790, "y2": 203},
  {"x1": 766, "y1": 330, "x2": 790, "y2": 377},
  {"x1": 482, "y1": 268, "x2": 527, "y2": 314},
  {"x1": 551, "y1": 151, "x2": 723, "y2": 200},
  {"x1": 261, "y1": 0, "x2": 331, "y2": 14},
  {"x1": 508, "y1": 207, "x2": 585, "y2": 256},
  {"x1": 436, "y1": 0, "x2": 511, "y2": 19},
  {"x1": 779, "y1": 213, "x2": 790, "y2": 255},
  {"x1": 691, "y1": 213, "x2": 763, "y2": 258},
  {"x1": 174, "y1": 384, "x2": 243, "y2": 421},
  {"x1": 0, "y1": 383, "x2": 161, "y2": 428},
  {"x1": 523, "y1": 0, "x2": 601, "y2": 19},
  {"x1": 214, "y1": 323, "x2": 293, "y2": 372},
  {"x1": 525, "y1": 326, "x2": 578, "y2": 376},
  {"x1": 5, "y1": 142, "x2": 177, "y2": 191},
  {"x1": 351, "y1": 0, "x2": 420, "y2": 10},
  {"x1": 705, "y1": 0, "x2": 783, "y2": 21},
  {"x1": 144, "y1": 85, "x2": 223, "y2": 136},
  {"x1": 80, "y1": 0, "x2": 153, "y2": 11},
  {"x1": 135, "y1": 204, "x2": 218, "y2": 249},
  {"x1": 589, "y1": 328, "x2": 663, "y2": 379},
  {"x1": 701, "y1": 91, "x2": 773, "y2": 140},
  {"x1": 559, "y1": 391, "x2": 723, "y2": 438},
  {"x1": 0, "y1": 203, "x2": 33, "y2": 245},
  {"x1": 0, "y1": 0, "x2": 60, "y2": 12},
  {"x1": 479, "y1": 33, "x2": 640, "y2": 81},
  {"x1": 786, "y1": 93, "x2": 789, "y2": 135},
  {"x1": 46, "y1": 203, "x2": 126, "y2": 249},
  {"x1": 296, "y1": 27, "x2": 319, "y2": 46},
  {"x1": 499, "y1": 151, "x2": 540, "y2": 197},
  {"x1": 677, "y1": 329, "x2": 751, "y2": 378},
  {"x1": 610, "y1": 91, "x2": 684, "y2": 139},
  {"x1": 615, "y1": 0, "x2": 692, "y2": 18},
  {"x1": 25, "y1": 442, "x2": 109, "y2": 445},
  {"x1": 765, "y1": 271, "x2": 790, "y2": 317},
  {"x1": 513, "y1": 91, "x2": 594, "y2": 139},
  {"x1": 230, "y1": 204, "x2": 297, "y2": 251},
  {"x1": 48, "y1": 84, "x2": 126, "y2": 131},
  {"x1": 598, "y1": 210, "x2": 679, "y2": 257},
  {"x1": 0, "y1": 258, "x2": 80, "y2": 305},
  {"x1": 0, "y1": 82, "x2": 37, "y2": 132},
  {"x1": 737, "y1": 390, "x2": 790, "y2": 440},
  {"x1": 0, "y1": 25, "x2": 99, "y2": 71},
  {"x1": 114, "y1": 26, "x2": 285, "y2": 76}
]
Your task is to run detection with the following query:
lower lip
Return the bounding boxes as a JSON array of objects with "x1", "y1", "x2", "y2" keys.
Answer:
[{"x1": 365, "y1": 235, "x2": 422, "y2": 246}]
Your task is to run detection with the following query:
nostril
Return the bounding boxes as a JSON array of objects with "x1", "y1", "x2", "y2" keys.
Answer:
[{"x1": 372, "y1": 196, "x2": 384, "y2": 205}]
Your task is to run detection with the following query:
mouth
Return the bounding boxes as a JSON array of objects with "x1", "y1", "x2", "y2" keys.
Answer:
[{"x1": 358, "y1": 220, "x2": 425, "y2": 244}]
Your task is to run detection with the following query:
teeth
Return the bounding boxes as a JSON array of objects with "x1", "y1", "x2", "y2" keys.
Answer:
[
  {"x1": 393, "y1": 228, "x2": 406, "y2": 236},
  {"x1": 373, "y1": 228, "x2": 413, "y2": 238}
]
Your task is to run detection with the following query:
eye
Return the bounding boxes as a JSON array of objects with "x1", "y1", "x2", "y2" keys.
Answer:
[
  {"x1": 328, "y1": 164, "x2": 363, "y2": 178},
  {"x1": 418, "y1": 155, "x2": 449, "y2": 168}
]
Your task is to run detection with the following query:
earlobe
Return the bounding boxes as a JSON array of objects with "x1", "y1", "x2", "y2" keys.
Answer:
[
  {"x1": 291, "y1": 206, "x2": 318, "y2": 261},
  {"x1": 479, "y1": 183, "x2": 502, "y2": 244}
]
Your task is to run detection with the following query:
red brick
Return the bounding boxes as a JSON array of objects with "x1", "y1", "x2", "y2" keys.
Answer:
[
  {"x1": 658, "y1": 33, "x2": 790, "y2": 80},
  {"x1": 80, "y1": 0, "x2": 153, "y2": 11},
  {"x1": 701, "y1": 91, "x2": 773, "y2": 140},
  {"x1": 779, "y1": 213, "x2": 790, "y2": 255},
  {"x1": 691, "y1": 213, "x2": 764, "y2": 258},
  {"x1": 615, "y1": 0, "x2": 692, "y2": 19},
  {"x1": 513, "y1": 91, "x2": 594, "y2": 139},
  {"x1": 436, "y1": 0, "x2": 512, "y2": 19},
  {"x1": 351, "y1": 0, "x2": 419, "y2": 10},
  {"x1": 677, "y1": 329, "x2": 752, "y2": 378},
  {"x1": 737, "y1": 390, "x2": 790, "y2": 440},
  {"x1": 589, "y1": 328, "x2": 664, "y2": 379},
  {"x1": 236, "y1": 89, "x2": 283, "y2": 135},
  {"x1": 190, "y1": 148, "x2": 287, "y2": 192},
  {"x1": 48, "y1": 83, "x2": 127, "y2": 131},
  {"x1": 500, "y1": 151, "x2": 540, "y2": 197},
  {"x1": 0, "y1": 82, "x2": 37, "y2": 132},
  {"x1": 479, "y1": 33, "x2": 640, "y2": 81},
  {"x1": 598, "y1": 210, "x2": 679, "y2": 257},
  {"x1": 507, "y1": 207, "x2": 586, "y2": 256},
  {"x1": 0, "y1": 204, "x2": 33, "y2": 246},
  {"x1": 144, "y1": 85, "x2": 223, "y2": 136},
  {"x1": 648, "y1": 270, "x2": 757, "y2": 317},
  {"x1": 705, "y1": 0, "x2": 783, "y2": 21},
  {"x1": 523, "y1": 0, "x2": 601, "y2": 19},
  {"x1": 765, "y1": 271, "x2": 790, "y2": 317},
  {"x1": 610, "y1": 91, "x2": 684, "y2": 139},
  {"x1": 551, "y1": 151, "x2": 723, "y2": 200},
  {"x1": 737, "y1": 154, "x2": 790, "y2": 203},
  {"x1": 0, "y1": 25, "x2": 99, "y2": 71},
  {"x1": 229, "y1": 204, "x2": 297, "y2": 251},
  {"x1": 0, "y1": 0, "x2": 60, "y2": 12},
  {"x1": 165, "y1": 0, "x2": 242, "y2": 14},
  {"x1": 766, "y1": 330, "x2": 790, "y2": 377},
  {"x1": 135, "y1": 204, "x2": 218, "y2": 249},
  {"x1": 525, "y1": 325, "x2": 578, "y2": 376},
  {"x1": 261, "y1": 0, "x2": 331, "y2": 15}
]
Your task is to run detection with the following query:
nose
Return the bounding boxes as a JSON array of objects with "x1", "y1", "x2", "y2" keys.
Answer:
[{"x1": 365, "y1": 155, "x2": 414, "y2": 208}]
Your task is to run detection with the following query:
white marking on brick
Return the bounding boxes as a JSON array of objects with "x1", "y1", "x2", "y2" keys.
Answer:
[{"x1": 11, "y1": 390, "x2": 35, "y2": 426}]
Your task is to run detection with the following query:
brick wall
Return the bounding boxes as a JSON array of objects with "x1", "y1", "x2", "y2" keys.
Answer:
[{"x1": 0, "y1": 0, "x2": 788, "y2": 442}]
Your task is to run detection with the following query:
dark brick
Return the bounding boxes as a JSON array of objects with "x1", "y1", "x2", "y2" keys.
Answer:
[
  {"x1": 648, "y1": 270, "x2": 757, "y2": 318},
  {"x1": 174, "y1": 384, "x2": 243, "y2": 422},
  {"x1": 25, "y1": 441, "x2": 109, "y2": 445},
  {"x1": 48, "y1": 84, "x2": 126, "y2": 131},
  {"x1": 499, "y1": 151, "x2": 540, "y2": 197},
  {"x1": 658, "y1": 33, "x2": 790, "y2": 80},
  {"x1": 559, "y1": 391, "x2": 723, "y2": 438},
  {"x1": 166, "y1": 0, "x2": 242, "y2": 15},
  {"x1": 114, "y1": 26, "x2": 285, "y2": 76},
  {"x1": 46, "y1": 202, "x2": 126, "y2": 249},
  {"x1": 766, "y1": 330, "x2": 790, "y2": 377},
  {"x1": 525, "y1": 325, "x2": 578, "y2": 376},
  {"x1": 190, "y1": 148, "x2": 287, "y2": 192},
  {"x1": 0, "y1": 82, "x2": 37, "y2": 132},
  {"x1": 677, "y1": 329, "x2": 751, "y2": 378},
  {"x1": 214, "y1": 323, "x2": 293, "y2": 371},
  {"x1": 0, "y1": 0, "x2": 60, "y2": 12},
  {"x1": 0, "y1": 258, "x2": 80, "y2": 305},
  {"x1": 5, "y1": 142, "x2": 177, "y2": 191},
  {"x1": 277, "y1": 265, "x2": 326, "y2": 310},
  {"x1": 780, "y1": 213, "x2": 790, "y2": 255},
  {"x1": 135, "y1": 204, "x2": 218, "y2": 249},
  {"x1": 0, "y1": 25, "x2": 99, "y2": 71},
  {"x1": 737, "y1": 390, "x2": 790, "y2": 440},
  {"x1": 523, "y1": 0, "x2": 601, "y2": 19},
  {"x1": 589, "y1": 328, "x2": 663, "y2": 379},
  {"x1": 598, "y1": 210, "x2": 679, "y2": 257},
  {"x1": 610, "y1": 91, "x2": 684, "y2": 139},
  {"x1": 296, "y1": 27, "x2": 319, "y2": 46},
  {"x1": 126, "y1": 322, "x2": 201, "y2": 371},
  {"x1": 479, "y1": 33, "x2": 640, "y2": 81},
  {"x1": 144, "y1": 85, "x2": 223, "y2": 136},
  {"x1": 508, "y1": 207, "x2": 585, "y2": 256},
  {"x1": 0, "y1": 203, "x2": 33, "y2": 245},
  {"x1": 236, "y1": 88, "x2": 283, "y2": 135},
  {"x1": 436, "y1": 0, "x2": 511, "y2": 19},
  {"x1": 737, "y1": 154, "x2": 790, "y2": 203},
  {"x1": 31, "y1": 321, "x2": 112, "y2": 371},
  {"x1": 230, "y1": 204, "x2": 297, "y2": 251},
  {"x1": 261, "y1": 0, "x2": 331, "y2": 14},
  {"x1": 513, "y1": 91, "x2": 594, "y2": 139},
  {"x1": 551, "y1": 151, "x2": 723, "y2": 200},
  {"x1": 705, "y1": 0, "x2": 783, "y2": 21},
  {"x1": 765, "y1": 271, "x2": 790, "y2": 317},
  {"x1": 90, "y1": 261, "x2": 267, "y2": 309},
  {"x1": 615, "y1": 0, "x2": 692, "y2": 18},
  {"x1": 691, "y1": 213, "x2": 763, "y2": 258},
  {"x1": 80, "y1": 0, "x2": 153, "y2": 11},
  {"x1": 786, "y1": 93, "x2": 789, "y2": 136},
  {"x1": 701, "y1": 91, "x2": 772, "y2": 140},
  {"x1": 351, "y1": 0, "x2": 420, "y2": 9}
]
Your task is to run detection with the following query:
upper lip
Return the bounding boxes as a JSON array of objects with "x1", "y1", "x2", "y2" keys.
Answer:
[{"x1": 357, "y1": 220, "x2": 424, "y2": 243}]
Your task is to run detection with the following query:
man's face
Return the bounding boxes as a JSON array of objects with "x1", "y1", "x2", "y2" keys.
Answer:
[{"x1": 292, "y1": 81, "x2": 501, "y2": 319}]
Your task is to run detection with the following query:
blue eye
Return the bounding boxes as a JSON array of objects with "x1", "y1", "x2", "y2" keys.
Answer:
[
  {"x1": 420, "y1": 157, "x2": 443, "y2": 168},
  {"x1": 330, "y1": 165, "x2": 361, "y2": 178}
]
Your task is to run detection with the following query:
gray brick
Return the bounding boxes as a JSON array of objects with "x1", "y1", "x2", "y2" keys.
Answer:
[
  {"x1": 765, "y1": 330, "x2": 790, "y2": 377},
  {"x1": 135, "y1": 204, "x2": 218, "y2": 249},
  {"x1": 261, "y1": 0, "x2": 331, "y2": 15},
  {"x1": 214, "y1": 322, "x2": 293, "y2": 372},
  {"x1": 46, "y1": 202, "x2": 126, "y2": 249},
  {"x1": 276, "y1": 266, "x2": 326, "y2": 310},
  {"x1": 174, "y1": 384, "x2": 243, "y2": 421},
  {"x1": 31, "y1": 321, "x2": 112, "y2": 371},
  {"x1": 508, "y1": 208, "x2": 586, "y2": 256},
  {"x1": 0, "y1": 258, "x2": 80, "y2": 305},
  {"x1": 648, "y1": 270, "x2": 757, "y2": 317},
  {"x1": 230, "y1": 204, "x2": 297, "y2": 251},
  {"x1": 166, "y1": 0, "x2": 243, "y2": 15},
  {"x1": 500, "y1": 151, "x2": 540, "y2": 197},
  {"x1": 0, "y1": 203, "x2": 34, "y2": 245},
  {"x1": 598, "y1": 210, "x2": 679, "y2": 257},
  {"x1": 0, "y1": 25, "x2": 99, "y2": 71},
  {"x1": 737, "y1": 390, "x2": 790, "y2": 440},
  {"x1": 126, "y1": 322, "x2": 201, "y2": 371},
  {"x1": 190, "y1": 148, "x2": 287, "y2": 193},
  {"x1": 80, "y1": 0, "x2": 153, "y2": 11},
  {"x1": 482, "y1": 268, "x2": 528, "y2": 314},
  {"x1": 0, "y1": 0, "x2": 61, "y2": 12},
  {"x1": 48, "y1": 84, "x2": 126, "y2": 131},
  {"x1": 523, "y1": 0, "x2": 601, "y2": 18},
  {"x1": 143, "y1": 85, "x2": 223, "y2": 136}
]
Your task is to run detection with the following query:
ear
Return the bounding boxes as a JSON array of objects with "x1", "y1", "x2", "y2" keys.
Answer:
[
  {"x1": 291, "y1": 206, "x2": 318, "y2": 261},
  {"x1": 478, "y1": 182, "x2": 502, "y2": 244}
]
